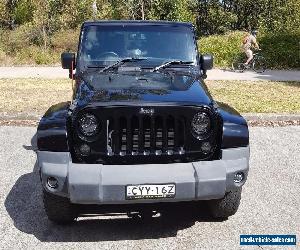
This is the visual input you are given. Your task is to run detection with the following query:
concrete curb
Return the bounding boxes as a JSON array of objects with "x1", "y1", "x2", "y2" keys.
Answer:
[
  {"x1": 0, "y1": 112, "x2": 41, "y2": 121},
  {"x1": 242, "y1": 113, "x2": 300, "y2": 122}
]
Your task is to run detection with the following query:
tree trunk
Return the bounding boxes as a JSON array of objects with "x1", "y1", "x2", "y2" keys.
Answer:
[
  {"x1": 43, "y1": 25, "x2": 47, "y2": 51},
  {"x1": 141, "y1": 0, "x2": 145, "y2": 20}
]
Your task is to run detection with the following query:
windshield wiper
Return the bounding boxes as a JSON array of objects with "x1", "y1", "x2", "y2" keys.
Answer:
[
  {"x1": 100, "y1": 58, "x2": 147, "y2": 73},
  {"x1": 152, "y1": 60, "x2": 194, "y2": 72}
]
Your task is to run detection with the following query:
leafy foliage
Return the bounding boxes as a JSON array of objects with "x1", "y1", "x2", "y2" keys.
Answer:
[
  {"x1": 259, "y1": 31, "x2": 300, "y2": 69},
  {"x1": 199, "y1": 31, "x2": 245, "y2": 67},
  {"x1": 0, "y1": 0, "x2": 299, "y2": 67},
  {"x1": 200, "y1": 30, "x2": 300, "y2": 69}
]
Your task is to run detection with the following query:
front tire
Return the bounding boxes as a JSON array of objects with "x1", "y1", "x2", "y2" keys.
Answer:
[
  {"x1": 208, "y1": 187, "x2": 242, "y2": 219},
  {"x1": 43, "y1": 190, "x2": 77, "y2": 224}
]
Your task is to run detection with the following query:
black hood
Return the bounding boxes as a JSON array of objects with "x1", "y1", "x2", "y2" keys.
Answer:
[{"x1": 75, "y1": 71, "x2": 213, "y2": 107}]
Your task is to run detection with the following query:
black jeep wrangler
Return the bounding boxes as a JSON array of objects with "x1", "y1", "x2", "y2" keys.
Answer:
[{"x1": 37, "y1": 21, "x2": 249, "y2": 223}]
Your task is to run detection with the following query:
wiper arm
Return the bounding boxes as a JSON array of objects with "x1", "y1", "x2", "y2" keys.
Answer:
[
  {"x1": 100, "y1": 58, "x2": 147, "y2": 73},
  {"x1": 153, "y1": 60, "x2": 194, "y2": 72}
]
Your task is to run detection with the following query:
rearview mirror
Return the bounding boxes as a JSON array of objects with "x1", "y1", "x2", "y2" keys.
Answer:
[
  {"x1": 61, "y1": 52, "x2": 76, "y2": 70},
  {"x1": 200, "y1": 54, "x2": 213, "y2": 71}
]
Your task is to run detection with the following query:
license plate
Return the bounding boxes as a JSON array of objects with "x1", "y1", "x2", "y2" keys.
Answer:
[{"x1": 126, "y1": 183, "x2": 176, "y2": 200}]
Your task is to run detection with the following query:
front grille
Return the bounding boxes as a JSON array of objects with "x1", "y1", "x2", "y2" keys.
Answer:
[
  {"x1": 108, "y1": 115, "x2": 185, "y2": 156},
  {"x1": 72, "y1": 105, "x2": 222, "y2": 164}
]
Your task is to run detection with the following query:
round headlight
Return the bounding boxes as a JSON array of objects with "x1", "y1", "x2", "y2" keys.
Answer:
[
  {"x1": 78, "y1": 113, "x2": 99, "y2": 137},
  {"x1": 191, "y1": 112, "x2": 211, "y2": 135}
]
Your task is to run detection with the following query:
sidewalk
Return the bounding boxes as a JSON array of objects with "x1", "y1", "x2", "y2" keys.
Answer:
[
  {"x1": 0, "y1": 66, "x2": 299, "y2": 81},
  {"x1": 207, "y1": 69, "x2": 300, "y2": 81}
]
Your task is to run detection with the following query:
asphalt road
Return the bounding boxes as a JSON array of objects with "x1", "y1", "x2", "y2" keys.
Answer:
[
  {"x1": 0, "y1": 126, "x2": 299, "y2": 249},
  {"x1": 0, "y1": 66, "x2": 300, "y2": 81}
]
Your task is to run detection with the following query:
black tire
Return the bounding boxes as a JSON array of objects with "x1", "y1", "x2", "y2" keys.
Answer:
[
  {"x1": 232, "y1": 58, "x2": 246, "y2": 73},
  {"x1": 43, "y1": 190, "x2": 77, "y2": 224},
  {"x1": 253, "y1": 56, "x2": 266, "y2": 73},
  {"x1": 208, "y1": 187, "x2": 242, "y2": 219}
]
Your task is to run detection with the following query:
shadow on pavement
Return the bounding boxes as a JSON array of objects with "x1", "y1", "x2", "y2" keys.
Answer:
[
  {"x1": 218, "y1": 68, "x2": 235, "y2": 72},
  {"x1": 5, "y1": 133, "x2": 224, "y2": 242}
]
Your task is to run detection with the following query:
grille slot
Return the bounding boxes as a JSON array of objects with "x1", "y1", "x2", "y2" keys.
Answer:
[{"x1": 109, "y1": 115, "x2": 184, "y2": 156}]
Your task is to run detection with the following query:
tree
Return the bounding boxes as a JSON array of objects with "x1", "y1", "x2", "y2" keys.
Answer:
[
  {"x1": 1, "y1": 0, "x2": 299, "y2": 36},
  {"x1": 13, "y1": 0, "x2": 34, "y2": 25},
  {"x1": 148, "y1": 0, "x2": 194, "y2": 23},
  {"x1": 259, "y1": 0, "x2": 300, "y2": 33}
]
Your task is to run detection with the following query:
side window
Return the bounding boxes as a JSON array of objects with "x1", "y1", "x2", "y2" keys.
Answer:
[{"x1": 81, "y1": 27, "x2": 101, "y2": 60}]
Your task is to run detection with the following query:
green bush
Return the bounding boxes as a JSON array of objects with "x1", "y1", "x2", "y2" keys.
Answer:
[
  {"x1": 51, "y1": 29, "x2": 80, "y2": 52},
  {"x1": 13, "y1": 0, "x2": 35, "y2": 25},
  {"x1": 1, "y1": 24, "x2": 46, "y2": 53},
  {"x1": 1, "y1": 26, "x2": 31, "y2": 53},
  {"x1": 0, "y1": 48, "x2": 6, "y2": 62},
  {"x1": 16, "y1": 46, "x2": 59, "y2": 65},
  {"x1": 198, "y1": 31, "x2": 300, "y2": 69},
  {"x1": 259, "y1": 32, "x2": 300, "y2": 69},
  {"x1": 0, "y1": 26, "x2": 79, "y2": 65},
  {"x1": 198, "y1": 31, "x2": 245, "y2": 68}
]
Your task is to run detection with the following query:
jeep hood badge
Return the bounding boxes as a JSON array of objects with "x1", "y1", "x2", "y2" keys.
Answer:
[{"x1": 139, "y1": 108, "x2": 155, "y2": 115}]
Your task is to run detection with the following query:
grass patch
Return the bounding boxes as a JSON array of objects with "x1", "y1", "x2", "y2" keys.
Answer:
[
  {"x1": 0, "y1": 79, "x2": 299, "y2": 116},
  {"x1": 206, "y1": 80, "x2": 300, "y2": 113},
  {"x1": 0, "y1": 79, "x2": 71, "y2": 115}
]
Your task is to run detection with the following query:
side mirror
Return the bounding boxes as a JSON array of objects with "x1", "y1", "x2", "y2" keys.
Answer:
[
  {"x1": 61, "y1": 52, "x2": 76, "y2": 70},
  {"x1": 200, "y1": 54, "x2": 213, "y2": 71}
]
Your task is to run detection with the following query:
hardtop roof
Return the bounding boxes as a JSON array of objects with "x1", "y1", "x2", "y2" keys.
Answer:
[{"x1": 82, "y1": 20, "x2": 194, "y2": 28}]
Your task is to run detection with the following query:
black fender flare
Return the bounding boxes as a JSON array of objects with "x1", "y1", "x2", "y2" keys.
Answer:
[
  {"x1": 217, "y1": 102, "x2": 249, "y2": 149},
  {"x1": 37, "y1": 102, "x2": 70, "y2": 152}
]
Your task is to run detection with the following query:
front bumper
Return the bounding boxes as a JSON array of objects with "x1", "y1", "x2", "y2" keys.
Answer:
[{"x1": 38, "y1": 146, "x2": 249, "y2": 204}]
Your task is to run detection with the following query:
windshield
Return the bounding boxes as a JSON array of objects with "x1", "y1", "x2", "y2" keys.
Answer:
[{"x1": 77, "y1": 24, "x2": 198, "y2": 70}]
